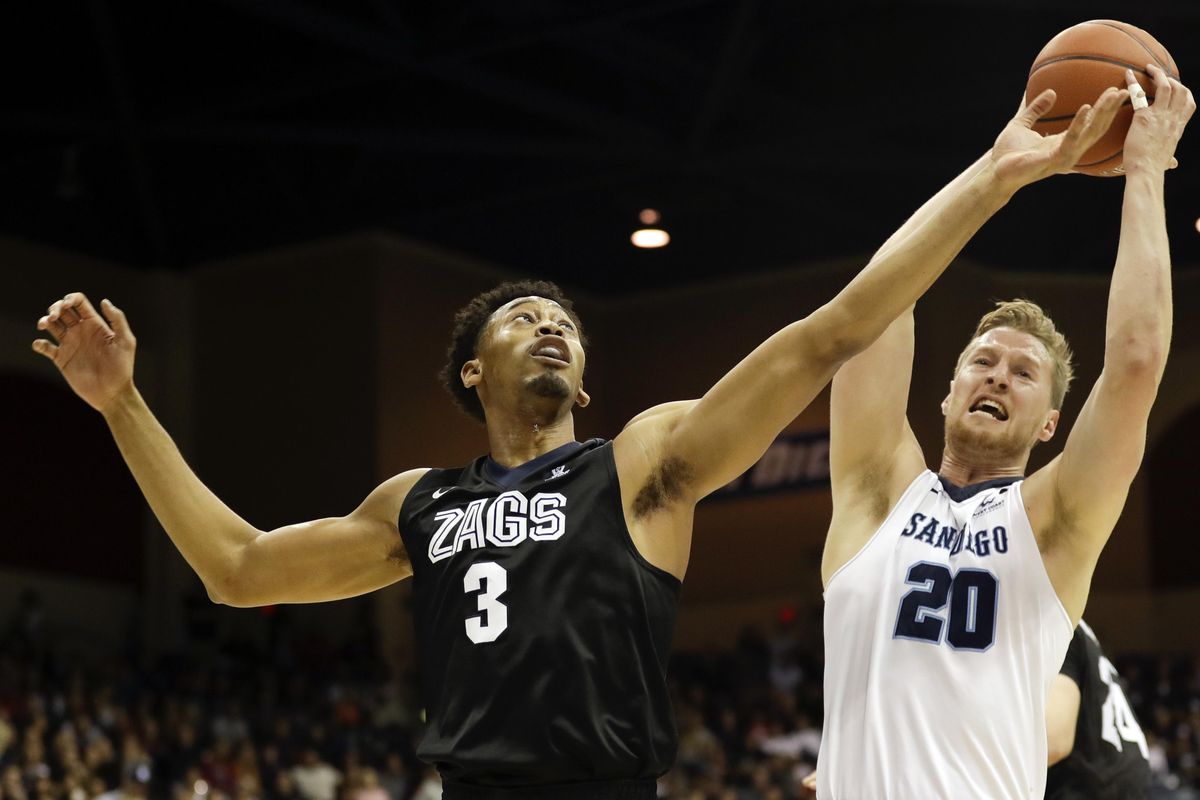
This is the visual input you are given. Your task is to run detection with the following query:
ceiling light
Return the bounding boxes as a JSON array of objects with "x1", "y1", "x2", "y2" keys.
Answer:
[
  {"x1": 639, "y1": 208, "x2": 661, "y2": 225},
  {"x1": 631, "y1": 228, "x2": 670, "y2": 248}
]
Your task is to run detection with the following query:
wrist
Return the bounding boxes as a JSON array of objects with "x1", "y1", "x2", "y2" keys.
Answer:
[
  {"x1": 100, "y1": 381, "x2": 142, "y2": 423},
  {"x1": 977, "y1": 151, "x2": 1021, "y2": 205},
  {"x1": 1122, "y1": 160, "x2": 1167, "y2": 181}
]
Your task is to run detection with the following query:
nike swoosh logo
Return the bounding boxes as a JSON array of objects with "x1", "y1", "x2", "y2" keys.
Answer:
[{"x1": 432, "y1": 487, "x2": 454, "y2": 499}]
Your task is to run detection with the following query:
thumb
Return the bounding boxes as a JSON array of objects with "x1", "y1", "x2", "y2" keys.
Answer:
[
  {"x1": 101, "y1": 298, "x2": 133, "y2": 340},
  {"x1": 1014, "y1": 88, "x2": 1056, "y2": 129}
]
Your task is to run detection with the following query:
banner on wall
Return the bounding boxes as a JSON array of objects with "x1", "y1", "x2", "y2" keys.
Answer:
[{"x1": 708, "y1": 429, "x2": 830, "y2": 500}]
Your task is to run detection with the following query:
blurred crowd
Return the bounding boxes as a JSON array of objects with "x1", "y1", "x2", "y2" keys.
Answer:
[{"x1": 0, "y1": 593, "x2": 1197, "y2": 800}]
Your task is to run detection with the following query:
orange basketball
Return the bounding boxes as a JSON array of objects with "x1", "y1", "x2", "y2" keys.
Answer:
[{"x1": 1025, "y1": 20, "x2": 1179, "y2": 176}]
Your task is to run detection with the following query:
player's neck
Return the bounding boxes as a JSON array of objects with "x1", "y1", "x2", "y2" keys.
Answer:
[
  {"x1": 484, "y1": 411, "x2": 578, "y2": 468},
  {"x1": 937, "y1": 446, "x2": 1027, "y2": 487}
]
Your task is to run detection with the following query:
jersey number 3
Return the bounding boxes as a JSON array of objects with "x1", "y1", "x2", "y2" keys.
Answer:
[
  {"x1": 893, "y1": 562, "x2": 998, "y2": 651},
  {"x1": 464, "y1": 562, "x2": 509, "y2": 644}
]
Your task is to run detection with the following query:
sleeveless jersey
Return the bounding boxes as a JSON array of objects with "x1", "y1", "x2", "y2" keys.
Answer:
[
  {"x1": 397, "y1": 439, "x2": 680, "y2": 795},
  {"x1": 1045, "y1": 621, "x2": 1150, "y2": 800},
  {"x1": 817, "y1": 470, "x2": 1074, "y2": 800}
]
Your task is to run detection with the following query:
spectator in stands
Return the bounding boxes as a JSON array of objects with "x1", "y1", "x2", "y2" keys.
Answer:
[{"x1": 290, "y1": 748, "x2": 340, "y2": 800}]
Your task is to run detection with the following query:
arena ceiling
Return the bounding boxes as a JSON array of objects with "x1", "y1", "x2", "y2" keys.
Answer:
[{"x1": 5, "y1": 0, "x2": 1200, "y2": 294}]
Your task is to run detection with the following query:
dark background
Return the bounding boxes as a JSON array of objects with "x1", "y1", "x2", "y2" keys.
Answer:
[{"x1": 4, "y1": 0, "x2": 1198, "y2": 293}]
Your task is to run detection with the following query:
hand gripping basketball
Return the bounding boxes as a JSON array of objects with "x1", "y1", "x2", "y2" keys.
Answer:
[
  {"x1": 1122, "y1": 64, "x2": 1194, "y2": 174},
  {"x1": 991, "y1": 85, "x2": 1129, "y2": 188},
  {"x1": 32, "y1": 293, "x2": 138, "y2": 415}
]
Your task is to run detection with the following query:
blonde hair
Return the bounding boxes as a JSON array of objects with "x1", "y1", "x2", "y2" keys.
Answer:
[{"x1": 955, "y1": 299, "x2": 1075, "y2": 409}]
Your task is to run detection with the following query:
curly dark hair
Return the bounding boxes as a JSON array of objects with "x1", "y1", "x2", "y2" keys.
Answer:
[{"x1": 441, "y1": 280, "x2": 587, "y2": 422}]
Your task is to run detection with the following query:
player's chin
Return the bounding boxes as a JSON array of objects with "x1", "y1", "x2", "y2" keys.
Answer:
[{"x1": 525, "y1": 372, "x2": 572, "y2": 400}]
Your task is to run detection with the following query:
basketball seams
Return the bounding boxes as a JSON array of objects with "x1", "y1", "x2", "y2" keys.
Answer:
[
  {"x1": 1076, "y1": 149, "x2": 1123, "y2": 169},
  {"x1": 1037, "y1": 98, "x2": 1149, "y2": 124},
  {"x1": 1029, "y1": 54, "x2": 1151, "y2": 78},
  {"x1": 1085, "y1": 20, "x2": 1176, "y2": 77},
  {"x1": 1024, "y1": 20, "x2": 1174, "y2": 176}
]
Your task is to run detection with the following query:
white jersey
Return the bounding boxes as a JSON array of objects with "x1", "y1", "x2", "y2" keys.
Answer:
[{"x1": 817, "y1": 470, "x2": 1073, "y2": 800}]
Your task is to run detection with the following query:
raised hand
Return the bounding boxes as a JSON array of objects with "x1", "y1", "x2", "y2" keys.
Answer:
[
  {"x1": 991, "y1": 85, "x2": 1128, "y2": 188},
  {"x1": 32, "y1": 293, "x2": 136, "y2": 414},
  {"x1": 1123, "y1": 64, "x2": 1195, "y2": 175}
]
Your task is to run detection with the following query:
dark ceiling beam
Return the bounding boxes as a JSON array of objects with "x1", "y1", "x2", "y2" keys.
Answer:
[
  {"x1": 428, "y1": 0, "x2": 726, "y2": 64},
  {"x1": 927, "y1": 0, "x2": 1199, "y2": 13},
  {"x1": 151, "y1": 121, "x2": 652, "y2": 162},
  {"x1": 88, "y1": 0, "x2": 170, "y2": 260},
  {"x1": 159, "y1": 61, "x2": 396, "y2": 125},
  {"x1": 213, "y1": 0, "x2": 665, "y2": 145},
  {"x1": 684, "y1": 0, "x2": 763, "y2": 155},
  {"x1": 569, "y1": 20, "x2": 802, "y2": 129},
  {"x1": 0, "y1": 112, "x2": 116, "y2": 137}
]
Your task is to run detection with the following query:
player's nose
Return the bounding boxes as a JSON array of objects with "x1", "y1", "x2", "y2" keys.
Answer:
[{"x1": 537, "y1": 320, "x2": 565, "y2": 337}]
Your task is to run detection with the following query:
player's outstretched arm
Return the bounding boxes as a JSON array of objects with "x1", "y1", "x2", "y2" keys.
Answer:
[
  {"x1": 1029, "y1": 65, "x2": 1194, "y2": 622},
  {"x1": 33, "y1": 293, "x2": 419, "y2": 607},
  {"x1": 622, "y1": 86, "x2": 1129, "y2": 508}
]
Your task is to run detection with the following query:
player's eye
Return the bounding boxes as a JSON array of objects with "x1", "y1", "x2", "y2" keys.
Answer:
[
  {"x1": 515, "y1": 313, "x2": 534, "y2": 323},
  {"x1": 974, "y1": 358, "x2": 989, "y2": 366},
  {"x1": 560, "y1": 320, "x2": 575, "y2": 331}
]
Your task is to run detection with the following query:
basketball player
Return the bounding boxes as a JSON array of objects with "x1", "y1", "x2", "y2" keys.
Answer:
[
  {"x1": 33, "y1": 83, "x2": 1128, "y2": 798},
  {"x1": 802, "y1": 621, "x2": 1153, "y2": 799},
  {"x1": 1046, "y1": 621, "x2": 1150, "y2": 799},
  {"x1": 817, "y1": 64, "x2": 1193, "y2": 799}
]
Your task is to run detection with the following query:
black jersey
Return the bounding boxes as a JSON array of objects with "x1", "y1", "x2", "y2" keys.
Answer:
[
  {"x1": 1045, "y1": 621, "x2": 1150, "y2": 800},
  {"x1": 398, "y1": 439, "x2": 680, "y2": 796}
]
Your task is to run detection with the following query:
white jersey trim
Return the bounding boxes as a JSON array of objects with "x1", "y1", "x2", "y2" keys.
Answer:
[{"x1": 1011, "y1": 479, "x2": 1074, "y2": 637}]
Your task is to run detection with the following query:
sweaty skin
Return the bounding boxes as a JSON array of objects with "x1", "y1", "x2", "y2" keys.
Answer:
[{"x1": 34, "y1": 82, "x2": 1134, "y2": 606}]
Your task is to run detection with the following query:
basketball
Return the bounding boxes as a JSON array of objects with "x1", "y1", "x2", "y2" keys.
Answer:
[{"x1": 1026, "y1": 20, "x2": 1179, "y2": 176}]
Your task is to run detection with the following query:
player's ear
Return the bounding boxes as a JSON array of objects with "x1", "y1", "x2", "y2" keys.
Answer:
[
  {"x1": 941, "y1": 380, "x2": 954, "y2": 416},
  {"x1": 461, "y1": 359, "x2": 482, "y2": 389},
  {"x1": 576, "y1": 384, "x2": 591, "y2": 409},
  {"x1": 1037, "y1": 408, "x2": 1060, "y2": 442}
]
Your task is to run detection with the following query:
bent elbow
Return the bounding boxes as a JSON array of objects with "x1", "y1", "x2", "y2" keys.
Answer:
[
  {"x1": 203, "y1": 580, "x2": 227, "y2": 606},
  {"x1": 204, "y1": 550, "x2": 261, "y2": 608}
]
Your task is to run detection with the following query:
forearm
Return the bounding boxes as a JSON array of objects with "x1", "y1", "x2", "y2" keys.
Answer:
[
  {"x1": 1105, "y1": 169, "x2": 1172, "y2": 376},
  {"x1": 814, "y1": 153, "x2": 1015, "y2": 357},
  {"x1": 103, "y1": 386, "x2": 257, "y2": 593}
]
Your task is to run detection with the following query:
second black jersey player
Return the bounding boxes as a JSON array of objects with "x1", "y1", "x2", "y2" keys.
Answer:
[{"x1": 1046, "y1": 621, "x2": 1151, "y2": 800}]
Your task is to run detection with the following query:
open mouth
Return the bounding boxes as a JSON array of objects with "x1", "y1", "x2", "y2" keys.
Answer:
[
  {"x1": 969, "y1": 398, "x2": 1008, "y2": 421},
  {"x1": 530, "y1": 336, "x2": 570, "y2": 366}
]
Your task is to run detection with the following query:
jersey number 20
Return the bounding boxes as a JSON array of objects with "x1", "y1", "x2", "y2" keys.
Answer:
[
  {"x1": 893, "y1": 562, "x2": 998, "y2": 651},
  {"x1": 464, "y1": 562, "x2": 508, "y2": 644}
]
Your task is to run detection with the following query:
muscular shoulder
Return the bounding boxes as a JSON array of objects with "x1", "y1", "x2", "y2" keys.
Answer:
[{"x1": 358, "y1": 468, "x2": 432, "y2": 527}]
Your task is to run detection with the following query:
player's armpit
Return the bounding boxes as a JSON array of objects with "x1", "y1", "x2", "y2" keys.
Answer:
[
  {"x1": 213, "y1": 468, "x2": 426, "y2": 607},
  {"x1": 829, "y1": 309, "x2": 925, "y2": 508},
  {"x1": 642, "y1": 316, "x2": 848, "y2": 504},
  {"x1": 822, "y1": 310, "x2": 926, "y2": 585}
]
